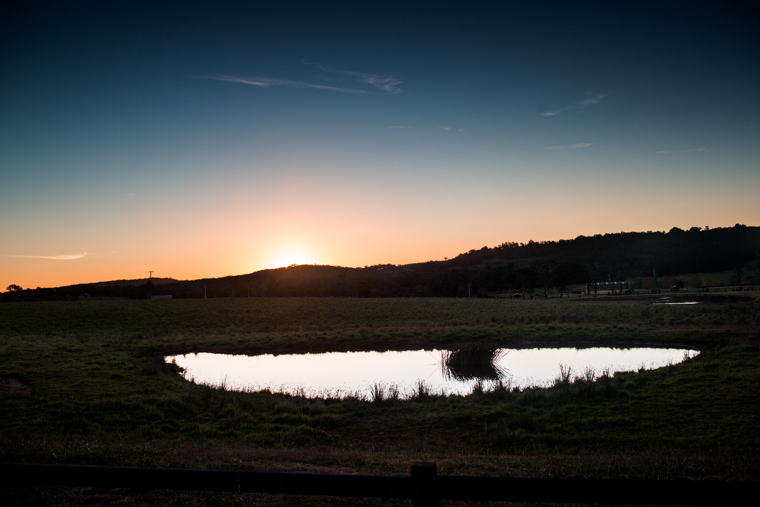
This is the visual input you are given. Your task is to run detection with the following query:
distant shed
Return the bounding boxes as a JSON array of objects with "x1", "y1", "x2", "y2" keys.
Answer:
[{"x1": 151, "y1": 295, "x2": 172, "y2": 300}]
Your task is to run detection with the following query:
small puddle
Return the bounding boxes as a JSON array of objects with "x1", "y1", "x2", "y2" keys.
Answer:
[
  {"x1": 654, "y1": 294, "x2": 755, "y2": 305},
  {"x1": 654, "y1": 296, "x2": 700, "y2": 305},
  {"x1": 166, "y1": 346, "x2": 699, "y2": 400}
]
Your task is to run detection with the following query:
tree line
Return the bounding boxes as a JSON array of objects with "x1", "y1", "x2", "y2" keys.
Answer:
[{"x1": 3, "y1": 224, "x2": 758, "y2": 301}]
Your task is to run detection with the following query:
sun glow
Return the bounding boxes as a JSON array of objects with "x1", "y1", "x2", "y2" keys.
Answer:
[{"x1": 266, "y1": 249, "x2": 319, "y2": 269}]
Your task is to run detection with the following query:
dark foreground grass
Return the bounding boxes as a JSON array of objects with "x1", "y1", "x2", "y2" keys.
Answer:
[{"x1": 1, "y1": 296, "x2": 759, "y2": 505}]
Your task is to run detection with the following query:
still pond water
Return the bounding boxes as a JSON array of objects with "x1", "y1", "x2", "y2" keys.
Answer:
[{"x1": 166, "y1": 346, "x2": 699, "y2": 400}]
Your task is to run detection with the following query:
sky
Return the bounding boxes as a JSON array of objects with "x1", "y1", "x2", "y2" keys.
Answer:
[{"x1": 2, "y1": 1, "x2": 759, "y2": 289}]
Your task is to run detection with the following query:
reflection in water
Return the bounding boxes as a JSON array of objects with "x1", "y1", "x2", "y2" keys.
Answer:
[
  {"x1": 166, "y1": 347, "x2": 699, "y2": 400},
  {"x1": 441, "y1": 346, "x2": 508, "y2": 381}
]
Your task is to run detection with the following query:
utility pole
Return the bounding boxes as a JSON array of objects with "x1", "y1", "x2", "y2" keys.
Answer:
[{"x1": 148, "y1": 271, "x2": 153, "y2": 300}]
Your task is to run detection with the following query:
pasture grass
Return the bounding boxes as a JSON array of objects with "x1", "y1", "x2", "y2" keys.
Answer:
[{"x1": 1, "y1": 295, "x2": 759, "y2": 504}]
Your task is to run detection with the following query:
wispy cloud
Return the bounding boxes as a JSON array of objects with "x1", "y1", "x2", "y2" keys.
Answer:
[
  {"x1": 540, "y1": 92, "x2": 608, "y2": 116},
  {"x1": 544, "y1": 143, "x2": 593, "y2": 150},
  {"x1": 6, "y1": 252, "x2": 88, "y2": 260},
  {"x1": 389, "y1": 125, "x2": 464, "y2": 132},
  {"x1": 656, "y1": 148, "x2": 711, "y2": 155},
  {"x1": 204, "y1": 65, "x2": 403, "y2": 95},
  {"x1": 330, "y1": 68, "x2": 402, "y2": 94}
]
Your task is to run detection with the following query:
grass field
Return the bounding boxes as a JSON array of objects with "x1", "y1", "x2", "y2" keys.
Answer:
[{"x1": 1, "y1": 295, "x2": 758, "y2": 505}]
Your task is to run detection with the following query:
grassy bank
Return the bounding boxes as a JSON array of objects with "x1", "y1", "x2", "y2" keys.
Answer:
[{"x1": 1, "y1": 296, "x2": 758, "y2": 505}]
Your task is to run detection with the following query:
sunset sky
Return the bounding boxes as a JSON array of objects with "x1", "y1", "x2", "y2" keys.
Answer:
[{"x1": 2, "y1": 2, "x2": 758, "y2": 290}]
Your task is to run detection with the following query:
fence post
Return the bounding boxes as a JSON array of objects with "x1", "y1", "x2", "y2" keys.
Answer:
[{"x1": 411, "y1": 462, "x2": 437, "y2": 507}]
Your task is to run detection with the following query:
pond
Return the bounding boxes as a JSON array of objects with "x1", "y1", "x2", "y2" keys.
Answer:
[{"x1": 165, "y1": 346, "x2": 699, "y2": 400}]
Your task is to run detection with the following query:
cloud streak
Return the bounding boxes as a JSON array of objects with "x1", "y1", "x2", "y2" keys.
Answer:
[
  {"x1": 540, "y1": 92, "x2": 608, "y2": 116},
  {"x1": 544, "y1": 143, "x2": 592, "y2": 150},
  {"x1": 331, "y1": 68, "x2": 402, "y2": 94},
  {"x1": 6, "y1": 252, "x2": 88, "y2": 260},
  {"x1": 656, "y1": 148, "x2": 710, "y2": 155},
  {"x1": 205, "y1": 66, "x2": 402, "y2": 95}
]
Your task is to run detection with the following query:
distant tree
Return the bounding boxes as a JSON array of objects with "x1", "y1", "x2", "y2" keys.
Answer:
[
  {"x1": 549, "y1": 261, "x2": 591, "y2": 297},
  {"x1": 5, "y1": 284, "x2": 22, "y2": 292},
  {"x1": 537, "y1": 260, "x2": 557, "y2": 297},
  {"x1": 509, "y1": 267, "x2": 540, "y2": 293},
  {"x1": 734, "y1": 263, "x2": 744, "y2": 285},
  {"x1": 355, "y1": 280, "x2": 372, "y2": 297}
]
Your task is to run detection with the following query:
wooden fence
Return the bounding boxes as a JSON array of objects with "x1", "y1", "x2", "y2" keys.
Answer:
[{"x1": 1, "y1": 462, "x2": 754, "y2": 506}]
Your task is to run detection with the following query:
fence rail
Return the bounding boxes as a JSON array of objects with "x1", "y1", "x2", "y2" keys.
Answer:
[{"x1": 1, "y1": 462, "x2": 755, "y2": 506}]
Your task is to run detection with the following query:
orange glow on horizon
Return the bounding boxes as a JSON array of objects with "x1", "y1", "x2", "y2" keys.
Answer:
[
  {"x1": 4, "y1": 215, "x2": 759, "y2": 290},
  {"x1": 264, "y1": 249, "x2": 320, "y2": 270}
]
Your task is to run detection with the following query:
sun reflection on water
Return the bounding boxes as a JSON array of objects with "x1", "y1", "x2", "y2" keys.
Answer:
[{"x1": 167, "y1": 347, "x2": 699, "y2": 400}]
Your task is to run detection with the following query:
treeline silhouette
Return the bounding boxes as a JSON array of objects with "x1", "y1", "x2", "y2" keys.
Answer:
[{"x1": 4, "y1": 224, "x2": 758, "y2": 301}]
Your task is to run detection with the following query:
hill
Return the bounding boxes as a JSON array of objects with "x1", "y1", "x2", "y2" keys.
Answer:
[
  {"x1": 86, "y1": 277, "x2": 178, "y2": 287},
  {"x1": 3, "y1": 224, "x2": 759, "y2": 301}
]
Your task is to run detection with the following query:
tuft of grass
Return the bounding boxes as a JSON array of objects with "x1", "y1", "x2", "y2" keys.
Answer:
[
  {"x1": 369, "y1": 382, "x2": 389, "y2": 404},
  {"x1": 553, "y1": 363, "x2": 574, "y2": 387},
  {"x1": 410, "y1": 379, "x2": 431, "y2": 400}
]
